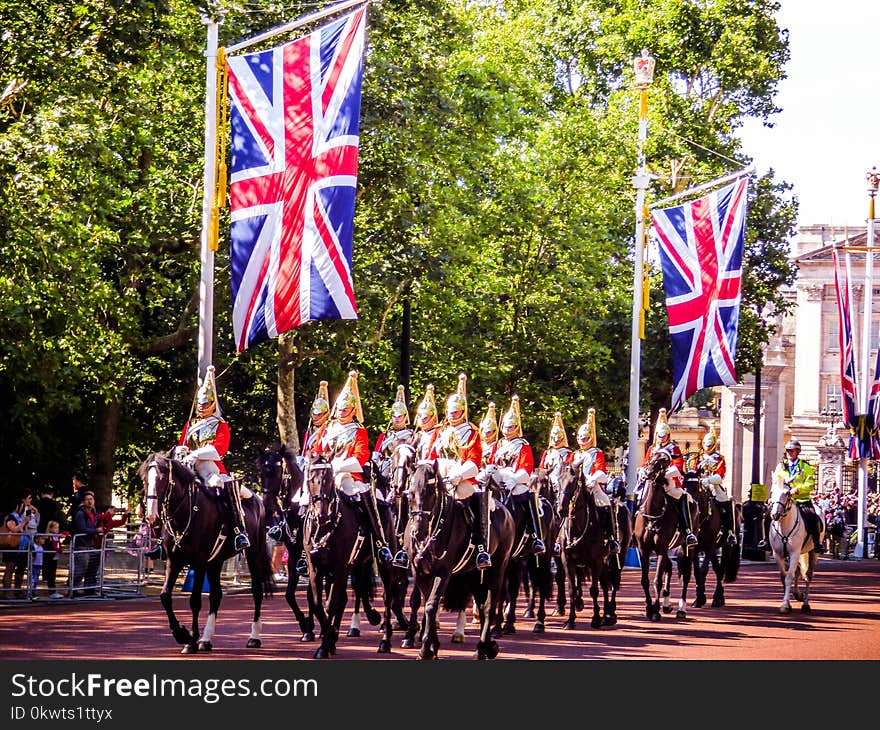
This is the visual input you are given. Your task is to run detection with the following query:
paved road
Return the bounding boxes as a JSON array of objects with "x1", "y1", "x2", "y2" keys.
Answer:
[{"x1": 4, "y1": 556, "x2": 880, "y2": 660}]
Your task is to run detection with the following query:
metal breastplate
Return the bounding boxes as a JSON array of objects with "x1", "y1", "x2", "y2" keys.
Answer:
[
  {"x1": 382, "y1": 428, "x2": 413, "y2": 457},
  {"x1": 573, "y1": 447, "x2": 599, "y2": 473},
  {"x1": 699, "y1": 452, "x2": 723, "y2": 474},
  {"x1": 185, "y1": 417, "x2": 221, "y2": 450},
  {"x1": 494, "y1": 437, "x2": 526, "y2": 469},
  {"x1": 325, "y1": 421, "x2": 359, "y2": 454},
  {"x1": 416, "y1": 427, "x2": 439, "y2": 459},
  {"x1": 438, "y1": 422, "x2": 474, "y2": 459}
]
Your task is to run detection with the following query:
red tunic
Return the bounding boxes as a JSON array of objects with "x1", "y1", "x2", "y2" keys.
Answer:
[
  {"x1": 179, "y1": 417, "x2": 230, "y2": 475},
  {"x1": 489, "y1": 437, "x2": 534, "y2": 475},
  {"x1": 436, "y1": 421, "x2": 482, "y2": 486},
  {"x1": 567, "y1": 446, "x2": 606, "y2": 478},
  {"x1": 323, "y1": 422, "x2": 370, "y2": 481},
  {"x1": 302, "y1": 423, "x2": 329, "y2": 459}
]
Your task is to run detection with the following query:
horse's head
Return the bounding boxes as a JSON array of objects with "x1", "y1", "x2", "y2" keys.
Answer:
[
  {"x1": 306, "y1": 454, "x2": 337, "y2": 523},
  {"x1": 390, "y1": 442, "x2": 417, "y2": 498},
  {"x1": 258, "y1": 444, "x2": 303, "y2": 515},
  {"x1": 530, "y1": 468, "x2": 553, "y2": 503},
  {"x1": 406, "y1": 459, "x2": 443, "y2": 543},
  {"x1": 768, "y1": 474, "x2": 793, "y2": 522},
  {"x1": 138, "y1": 452, "x2": 193, "y2": 525},
  {"x1": 557, "y1": 461, "x2": 584, "y2": 513}
]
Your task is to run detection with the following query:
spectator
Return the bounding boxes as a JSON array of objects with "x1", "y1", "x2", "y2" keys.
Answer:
[
  {"x1": 43, "y1": 520, "x2": 65, "y2": 599},
  {"x1": 96, "y1": 505, "x2": 129, "y2": 542},
  {"x1": 67, "y1": 473, "x2": 89, "y2": 526},
  {"x1": 36, "y1": 485, "x2": 66, "y2": 533},
  {"x1": 30, "y1": 536, "x2": 45, "y2": 595},
  {"x1": 70, "y1": 491, "x2": 103, "y2": 596},
  {"x1": 2, "y1": 492, "x2": 37, "y2": 597}
]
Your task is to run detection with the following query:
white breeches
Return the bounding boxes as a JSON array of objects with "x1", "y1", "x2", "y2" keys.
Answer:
[
  {"x1": 588, "y1": 484, "x2": 611, "y2": 508},
  {"x1": 663, "y1": 480, "x2": 686, "y2": 500},
  {"x1": 334, "y1": 473, "x2": 369, "y2": 497},
  {"x1": 195, "y1": 462, "x2": 252, "y2": 499}
]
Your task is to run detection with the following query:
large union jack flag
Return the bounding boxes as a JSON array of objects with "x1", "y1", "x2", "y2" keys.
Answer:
[
  {"x1": 651, "y1": 177, "x2": 749, "y2": 413},
  {"x1": 227, "y1": 7, "x2": 367, "y2": 351}
]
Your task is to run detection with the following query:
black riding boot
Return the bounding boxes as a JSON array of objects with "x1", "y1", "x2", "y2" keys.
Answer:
[
  {"x1": 471, "y1": 491, "x2": 491, "y2": 569},
  {"x1": 360, "y1": 491, "x2": 392, "y2": 566},
  {"x1": 677, "y1": 496, "x2": 698, "y2": 547},
  {"x1": 225, "y1": 480, "x2": 251, "y2": 552},
  {"x1": 526, "y1": 492, "x2": 546, "y2": 555},
  {"x1": 601, "y1": 505, "x2": 621, "y2": 554},
  {"x1": 807, "y1": 511, "x2": 825, "y2": 554},
  {"x1": 720, "y1": 501, "x2": 737, "y2": 545}
]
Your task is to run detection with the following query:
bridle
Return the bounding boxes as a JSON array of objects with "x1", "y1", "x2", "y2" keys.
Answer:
[
  {"x1": 146, "y1": 456, "x2": 196, "y2": 549},
  {"x1": 636, "y1": 455, "x2": 671, "y2": 523},
  {"x1": 559, "y1": 464, "x2": 592, "y2": 549},
  {"x1": 408, "y1": 462, "x2": 451, "y2": 563}
]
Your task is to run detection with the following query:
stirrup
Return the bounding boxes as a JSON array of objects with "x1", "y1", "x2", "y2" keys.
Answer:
[
  {"x1": 608, "y1": 538, "x2": 621, "y2": 554},
  {"x1": 234, "y1": 532, "x2": 251, "y2": 552},
  {"x1": 726, "y1": 532, "x2": 738, "y2": 546},
  {"x1": 295, "y1": 557, "x2": 309, "y2": 576},
  {"x1": 684, "y1": 531, "x2": 698, "y2": 547},
  {"x1": 757, "y1": 539, "x2": 768, "y2": 549},
  {"x1": 476, "y1": 549, "x2": 492, "y2": 570},
  {"x1": 530, "y1": 538, "x2": 546, "y2": 556},
  {"x1": 392, "y1": 550, "x2": 409, "y2": 569},
  {"x1": 377, "y1": 544, "x2": 393, "y2": 565}
]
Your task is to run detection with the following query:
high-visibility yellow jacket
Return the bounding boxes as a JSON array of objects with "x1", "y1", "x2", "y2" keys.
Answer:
[{"x1": 772, "y1": 458, "x2": 815, "y2": 503}]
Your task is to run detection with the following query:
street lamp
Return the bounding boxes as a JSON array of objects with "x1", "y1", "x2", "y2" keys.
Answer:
[
  {"x1": 821, "y1": 393, "x2": 843, "y2": 436},
  {"x1": 626, "y1": 49, "x2": 655, "y2": 495}
]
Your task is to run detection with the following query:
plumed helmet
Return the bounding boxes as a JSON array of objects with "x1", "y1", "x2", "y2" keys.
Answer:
[
  {"x1": 332, "y1": 370, "x2": 364, "y2": 423},
  {"x1": 416, "y1": 384, "x2": 437, "y2": 424},
  {"x1": 577, "y1": 408, "x2": 597, "y2": 446},
  {"x1": 653, "y1": 408, "x2": 670, "y2": 445},
  {"x1": 502, "y1": 395, "x2": 522, "y2": 436},
  {"x1": 445, "y1": 373, "x2": 469, "y2": 421},
  {"x1": 196, "y1": 365, "x2": 221, "y2": 417},
  {"x1": 480, "y1": 402, "x2": 498, "y2": 435},
  {"x1": 311, "y1": 380, "x2": 330, "y2": 416},
  {"x1": 785, "y1": 438, "x2": 801, "y2": 452},
  {"x1": 390, "y1": 384, "x2": 409, "y2": 424},
  {"x1": 702, "y1": 422, "x2": 718, "y2": 453},
  {"x1": 548, "y1": 411, "x2": 568, "y2": 448}
]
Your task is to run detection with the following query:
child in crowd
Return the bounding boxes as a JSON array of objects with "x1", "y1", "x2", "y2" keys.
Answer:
[
  {"x1": 44, "y1": 520, "x2": 64, "y2": 599},
  {"x1": 30, "y1": 536, "x2": 44, "y2": 594}
]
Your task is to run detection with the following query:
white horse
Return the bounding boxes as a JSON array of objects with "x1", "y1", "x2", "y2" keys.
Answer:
[{"x1": 767, "y1": 475, "x2": 825, "y2": 614}]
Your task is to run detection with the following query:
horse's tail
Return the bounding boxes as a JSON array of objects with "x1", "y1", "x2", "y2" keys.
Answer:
[
  {"x1": 442, "y1": 573, "x2": 472, "y2": 613},
  {"x1": 351, "y1": 560, "x2": 376, "y2": 603},
  {"x1": 723, "y1": 542, "x2": 741, "y2": 583},
  {"x1": 248, "y1": 516, "x2": 275, "y2": 599}
]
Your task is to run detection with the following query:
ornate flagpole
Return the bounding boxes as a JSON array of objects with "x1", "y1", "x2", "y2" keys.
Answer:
[
  {"x1": 626, "y1": 50, "x2": 655, "y2": 495},
  {"x1": 197, "y1": 17, "x2": 220, "y2": 385},
  {"x1": 856, "y1": 168, "x2": 878, "y2": 557}
]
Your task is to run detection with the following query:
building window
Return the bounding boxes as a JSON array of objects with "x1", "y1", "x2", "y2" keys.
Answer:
[
  {"x1": 873, "y1": 320, "x2": 880, "y2": 352},
  {"x1": 825, "y1": 384, "x2": 842, "y2": 417},
  {"x1": 827, "y1": 318, "x2": 839, "y2": 351}
]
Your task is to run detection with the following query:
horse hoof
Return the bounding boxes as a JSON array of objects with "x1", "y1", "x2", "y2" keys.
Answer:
[
  {"x1": 551, "y1": 607, "x2": 564, "y2": 617},
  {"x1": 198, "y1": 641, "x2": 213, "y2": 652},
  {"x1": 490, "y1": 626, "x2": 503, "y2": 639},
  {"x1": 485, "y1": 640, "x2": 499, "y2": 659},
  {"x1": 502, "y1": 623, "x2": 516, "y2": 635},
  {"x1": 314, "y1": 647, "x2": 331, "y2": 659},
  {"x1": 692, "y1": 597, "x2": 706, "y2": 608},
  {"x1": 366, "y1": 608, "x2": 382, "y2": 626},
  {"x1": 562, "y1": 620, "x2": 575, "y2": 630},
  {"x1": 602, "y1": 615, "x2": 617, "y2": 627},
  {"x1": 650, "y1": 613, "x2": 662, "y2": 623},
  {"x1": 419, "y1": 647, "x2": 437, "y2": 660},
  {"x1": 172, "y1": 627, "x2": 192, "y2": 645},
  {"x1": 779, "y1": 605, "x2": 792, "y2": 615},
  {"x1": 246, "y1": 639, "x2": 262, "y2": 649},
  {"x1": 181, "y1": 644, "x2": 198, "y2": 655},
  {"x1": 533, "y1": 622, "x2": 545, "y2": 634},
  {"x1": 801, "y1": 603, "x2": 812, "y2": 614},
  {"x1": 301, "y1": 632, "x2": 315, "y2": 643},
  {"x1": 591, "y1": 617, "x2": 603, "y2": 629},
  {"x1": 662, "y1": 605, "x2": 673, "y2": 614},
  {"x1": 711, "y1": 598, "x2": 724, "y2": 608},
  {"x1": 347, "y1": 628, "x2": 360, "y2": 637},
  {"x1": 676, "y1": 610, "x2": 687, "y2": 619},
  {"x1": 451, "y1": 633, "x2": 465, "y2": 644},
  {"x1": 378, "y1": 640, "x2": 391, "y2": 653},
  {"x1": 522, "y1": 609, "x2": 535, "y2": 619},
  {"x1": 401, "y1": 638, "x2": 414, "y2": 649}
]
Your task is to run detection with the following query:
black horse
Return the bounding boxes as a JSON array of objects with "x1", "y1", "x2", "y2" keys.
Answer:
[
  {"x1": 491, "y1": 469, "x2": 558, "y2": 635},
  {"x1": 403, "y1": 460, "x2": 515, "y2": 659},
  {"x1": 257, "y1": 444, "x2": 315, "y2": 642},
  {"x1": 139, "y1": 452, "x2": 274, "y2": 654},
  {"x1": 556, "y1": 461, "x2": 623, "y2": 630},
  {"x1": 632, "y1": 451, "x2": 698, "y2": 622},
  {"x1": 681, "y1": 459, "x2": 741, "y2": 609}
]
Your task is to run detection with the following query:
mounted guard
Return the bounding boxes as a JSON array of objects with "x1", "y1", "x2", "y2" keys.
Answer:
[
  {"x1": 178, "y1": 365, "x2": 250, "y2": 552},
  {"x1": 539, "y1": 411, "x2": 572, "y2": 497},
  {"x1": 413, "y1": 384, "x2": 441, "y2": 460},
  {"x1": 566, "y1": 408, "x2": 620, "y2": 554},
  {"x1": 695, "y1": 423, "x2": 737, "y2": 546},
  {"x1": 486, "y1": 395, "x2": 544, "y2": 556},
  {"x1": 640, "y1": 408, "x2": 697, "y2": 548},
  {"x1": 323, "y1": 370, "x2": 393, "y2": 567},
  {"x1": 479, "y1": 402, "x2": 499, "y2": 467},
  {"x1": 371, "y1": 384, "x2": 414, "y2": 500}
]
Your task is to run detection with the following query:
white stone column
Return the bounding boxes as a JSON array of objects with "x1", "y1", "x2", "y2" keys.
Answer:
[{"x1": 793, "y1": 283, "x2": 824, "y2": 419}]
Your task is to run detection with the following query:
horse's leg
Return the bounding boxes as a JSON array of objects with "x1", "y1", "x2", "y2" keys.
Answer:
[
  {"x1": 377, "y1": 564, "x2": 394, "y2": 653},
  {"x1": 676, "y1": 553, "x2": 692, "y2": 619},
  {"x1": 182, "y1": 566, "x2": 207, "y2": 654},
  {"x1": 589, "y1": 566, "x2": 602, "y2": 629},
  {"x1": 401, "y1": 576, "x2": 422, "y2": 649},
  {"x1": 159, "y1": 554, "x2": 191, "y2": 647},
  {"x1": 348, "y1": 574, "x2": 363, "y2": 638},
  {"x1": 502, "y1": 560, "x2": 520, "y2": 635},
  {"x1": 552, "y1": 555, "x2": 566, "y2": 616},
  {"x1": 285, "y1": 570, "x2": 314, "y2": 642},
  {"x1": 197, "y1": 562, "x2": 224, "y2": 652},
  {"x1": 451, "y1": 609, "x2": 467, "y2": 644},
  {"x1": 420, "y1": 575, "x2": 446, "y2": 660},
  {"x1": 692, "y1": 550, "x2": 708, "y2": 608},
  {"x1": 778, "y1": 547, "x2": 797, "y2": 614},
  {"x1": 524, "y1": 560, "x2": 537, "y2": 619},
  {"x1": 800, "y1": 553, "x2": 815, "y2": 613},
  {"x1": 709, "y1": 550, "x2": 726, "y2": 608},
  {"x1": 562, "y1": 553, "x2": 578, "y2": 630},
  {"x1": 245, "y1": 542, "x2": 269, "y2": 649},
  {"x1": 639, "y1": 548, "x2": 658, "y2": 621},
  {"x1": 309, "y1": 570, "x2": 334, "y2": 658},
  {"x1": 660, "y1": 556, "x2": 673, "y2": 614}
]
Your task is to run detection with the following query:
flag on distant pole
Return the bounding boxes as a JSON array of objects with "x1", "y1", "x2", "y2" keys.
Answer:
[
  {"x1": 651, "y1": 176, "x2": 748, "y2": 413},
  {"x1": 227, "y1": 6, "x2": 367, "y2": 351}
]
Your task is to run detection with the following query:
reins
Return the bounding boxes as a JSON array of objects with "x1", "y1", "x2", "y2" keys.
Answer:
[{"x1": 155, "y1": 458, "x2": 197, "y2": 550}]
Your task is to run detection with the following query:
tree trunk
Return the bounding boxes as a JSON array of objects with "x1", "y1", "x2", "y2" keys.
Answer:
[
  {"x1": 92, "y1": 392, "x2": 120, "y2": 509},
  {"x1": 277, "y1": 332, "x2": 301, "y2": 454}
]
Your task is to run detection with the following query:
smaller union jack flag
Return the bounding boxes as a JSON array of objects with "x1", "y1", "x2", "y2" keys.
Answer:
[
  {"x1": 651, "y1": 177, "x2": 749, "y2": 413},
  {"x1": 227, "y1": 7, "x2": 367, "y2": 351}
]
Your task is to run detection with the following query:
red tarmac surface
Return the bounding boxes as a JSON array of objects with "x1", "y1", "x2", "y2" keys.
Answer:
[{"x1": 3, "y1": 557, "x2": 879, "y2": 660}]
